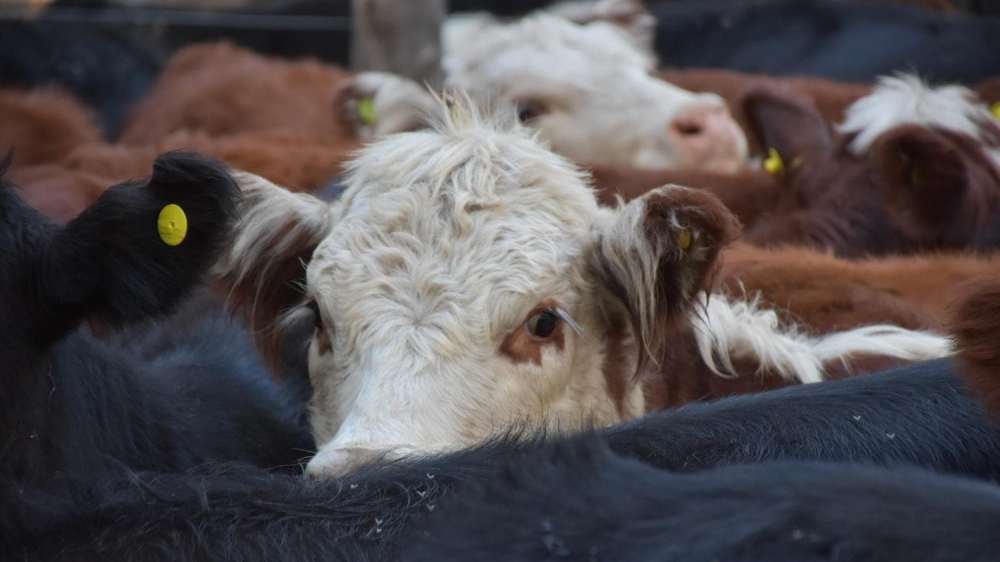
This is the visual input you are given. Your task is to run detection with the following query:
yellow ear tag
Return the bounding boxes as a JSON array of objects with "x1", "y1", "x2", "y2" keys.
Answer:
[
  {"x1": 676, "y1": 228, "x2": 692, "y2": 251},
  {"x1": 991, "y1": 102, "x2": 1000, "y2": 121},
  {"x1": 763, "y1": 147, "x2": 785, "y2": 176},
  {"x1": 357, "y1": 96, "x2": 377, "y2": 126},
  {"x1": 157, "y1": 203, "x2": 188, "y2": 247}
]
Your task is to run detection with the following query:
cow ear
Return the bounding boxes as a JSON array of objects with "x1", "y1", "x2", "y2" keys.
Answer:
[
  {"x1": 213, "y1": 171, "x2": 331, "y2": 365},
  {"x1": 742, "y1": 87, "x2": 833, "y2": 178},
  {"x1": 44, "y1": 151, "x2": 238, "y2": 325},
  {"x1": 590, "y1": 185, "x2": 740, "y2": 368},
  {"x1": 870, "y1": 125, "x2": 975, "y2": 240},
  {"x1": 553, "y1": 0, "x2": 656, "y2": 54}
]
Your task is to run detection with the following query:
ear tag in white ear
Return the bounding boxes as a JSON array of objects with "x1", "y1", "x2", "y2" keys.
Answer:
[
  {"x1": 554, "y1": 307, "x2": 584, "y2": 336},
  {"x1": 763, "y1": 147, "x2": 785, "y2": 176},
  {"x1": 157, "y1": 203, "x2": 188, "y2": 247},
  {"x1": 357, "y1": 96, "x2": 377, "y2": 126}
]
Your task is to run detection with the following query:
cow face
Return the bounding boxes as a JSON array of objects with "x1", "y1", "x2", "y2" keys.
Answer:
[
  {"x1": 437, "y1": 2, "x2": 747, "y2": 173},
  {"x1": 218, "y1": 100, "x2": 737, "y2": 477}
]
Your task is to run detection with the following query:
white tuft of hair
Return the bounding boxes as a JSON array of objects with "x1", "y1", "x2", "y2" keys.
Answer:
[
  {"x1": 839, "y1": 73, "x2": 997, "y2": 157},
  {"x1": 690, "y1": 292, "x2": 953, "y2": 384}
]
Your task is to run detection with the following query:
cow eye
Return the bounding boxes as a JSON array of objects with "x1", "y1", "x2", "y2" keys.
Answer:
[
  {"x1": 526, "y1": 308, "x2": 560, "y2": 339},
  {"x1": 516, "y1": 100, "x2": 548, "y2": 123}
]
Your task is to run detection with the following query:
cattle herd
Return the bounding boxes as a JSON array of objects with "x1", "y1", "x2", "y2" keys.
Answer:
[{"x1": 6, "y1": 0, "x2": 1000, "y2": 560}]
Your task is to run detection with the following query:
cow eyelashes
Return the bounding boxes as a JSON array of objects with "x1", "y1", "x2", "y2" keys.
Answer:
[{"x1": 525, "y1": 307, "x2": 584, "y2": 339}]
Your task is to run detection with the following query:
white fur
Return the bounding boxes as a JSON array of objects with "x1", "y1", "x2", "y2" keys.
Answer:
[
  {"x1": 690, "y1": 292, "x2": 953, "y2": 384},
  {"x1": 839, "y1": 74, "x2": 1000, "y2": 165}
]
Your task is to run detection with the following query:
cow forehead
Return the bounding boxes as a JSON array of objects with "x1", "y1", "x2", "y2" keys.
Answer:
[
  {"x1": 445, "y1": 15, "x2": 655, "y2": 92},
  {"x1": 308, "y1": 109, "x2": 603, "y2": 337}
]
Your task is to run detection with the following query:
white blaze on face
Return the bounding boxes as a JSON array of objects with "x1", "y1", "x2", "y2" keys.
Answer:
[
  {"x1": 303, "y1": 103, "x2": 643, "y2": 478},
  {"x1": 441, "y1": 12, "x2": 748, "y2": 172}
]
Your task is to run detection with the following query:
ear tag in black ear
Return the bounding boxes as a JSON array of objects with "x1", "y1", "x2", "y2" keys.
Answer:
[
  {"x1": 910, "y1": 165, "x2": 924, "y2": 188},
  {"x1": 763, "y1": 147, "x2": 785, "y2": 176},
  {"x1": 157, "y1": 203, "x2": 188, "y2": 247}
]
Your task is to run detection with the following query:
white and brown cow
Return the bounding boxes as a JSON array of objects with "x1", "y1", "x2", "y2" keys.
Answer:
[
  {"x1": 344, "y1": 0, "x2": 748, "y2": 173},
  {"x1": 215, "y1": 97, "x2": 948, "y2": 478}
]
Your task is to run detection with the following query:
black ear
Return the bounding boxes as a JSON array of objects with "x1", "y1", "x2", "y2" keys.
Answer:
[
  {"x1": 44, "y1": 151, "x2": 239, "y2": 325},
  {"x1": 742, "y1": 86, "x2": 833, "y2": 177}
]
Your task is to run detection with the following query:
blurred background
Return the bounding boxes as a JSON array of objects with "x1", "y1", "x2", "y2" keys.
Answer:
[{"x1": 2, "y1": 0, "x2": 1000, "y2": 139}]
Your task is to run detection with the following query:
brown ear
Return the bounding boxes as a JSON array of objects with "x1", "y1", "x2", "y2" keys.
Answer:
[
  {"x1": 591, "y1": 185, "x2": 741, "y2": 368},
  {"x1": 871, "y1": 124, "x2": 975, "y2": 241},
  {"x1": 213, "y1": 171, "x2": 331, "y2": 368},
  {"x1": 951, "y1": 278, "x2": 1000, "y2": 417},
  {"x1": 742, "y1": 86, "x2": 833, "y2": 176}
]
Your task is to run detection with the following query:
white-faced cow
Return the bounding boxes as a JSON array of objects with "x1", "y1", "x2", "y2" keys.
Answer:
[
  {"x1": 343, "y1": 0, "x2": 748, "y2": 173},
  {"x1": 215, "y1": 97, "x2": 948, "y2": 478}
]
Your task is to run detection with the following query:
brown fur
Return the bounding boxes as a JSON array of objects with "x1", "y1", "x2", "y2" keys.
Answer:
[
  {"x1": 952, "y1": 279, "x2": 1000, "y2": 416},
  {"x1": 120, "y1": 42, "x2": 355, "y2": 145},
  {"x1": 637, "y1": 244, "x2": 1000, "y2": 410},
  {"x1": 0, "y1": 88, "x2": 103, "y2": 169},
  {"x1": 215, "y1": 207, "x2": 327, "y2": 370},
  {"x1": 12, "y1": 130, "x2": 352, "y2": 221},
  {"x1": 600, "y1": 312, "x2": 631, "y2": 417},
  {"x1": 975, "y1": 77, "x2": 1000, "y2": 106},
  {"x1": 589, "y1": 165, "x2": 783, "y2": 229},
  {"x1": 734, "y1": 86, "x2": 1000, "y2": 256}
]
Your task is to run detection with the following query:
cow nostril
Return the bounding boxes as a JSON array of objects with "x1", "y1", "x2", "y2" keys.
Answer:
[{"x1": 674, "y1": 120, "x2": 703, "y2": 136}]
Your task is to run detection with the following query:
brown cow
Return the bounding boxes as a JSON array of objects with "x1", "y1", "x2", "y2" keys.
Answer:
[
  {"x1": 11, "y1": 130, "x2": 352, "y2": 222},
  {"x1": 0, "y1": 88, "x2": 103, "y2": 169}
]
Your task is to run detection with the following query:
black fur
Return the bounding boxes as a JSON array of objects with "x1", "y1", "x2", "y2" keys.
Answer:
[{"x1": 403, "y1": 440, "x2": 1000, "y2": 562}]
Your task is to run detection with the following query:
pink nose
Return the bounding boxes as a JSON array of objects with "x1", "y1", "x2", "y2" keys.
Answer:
[{"x1": 668, "y1": 104, "x2": 746, "y2": 172}]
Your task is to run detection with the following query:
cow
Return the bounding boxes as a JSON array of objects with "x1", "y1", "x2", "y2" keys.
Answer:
[
  {"x1": 722, "y1": 77, "x2": 1000, "y2": 256},
  {"x1": 0, "y1": 88, "x2": 103, "y2": 169},
  {"x1": 211, "y1": 96, "x2": 951, "y2": 477}
]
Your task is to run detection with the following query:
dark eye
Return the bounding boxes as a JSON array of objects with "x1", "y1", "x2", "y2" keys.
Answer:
[
  {"x1": 526, "y1": 308, "x2": 560, "y2": 339},
  {"x1": 516, "y1": 100, "x2": 547, "y2": 123}
]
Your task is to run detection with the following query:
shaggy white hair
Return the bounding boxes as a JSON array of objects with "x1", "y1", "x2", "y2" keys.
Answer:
[
  {"x1": 690, "y1": 292, "x2": 952, "y2": 385},
  {"x1": 839, "y1": 74, "x2": 1000, "y2": 166}
]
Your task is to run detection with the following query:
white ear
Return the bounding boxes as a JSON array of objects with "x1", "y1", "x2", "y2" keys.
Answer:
[
  {"x1": 213, "y1": 171, "x2": 331, "y2": 362},
  {"x1": 547, "y1": 0, "x2": 656, "y2": 54},
  {"x1": 338, "y1": 72, "x2": 441, "y2": 140}
]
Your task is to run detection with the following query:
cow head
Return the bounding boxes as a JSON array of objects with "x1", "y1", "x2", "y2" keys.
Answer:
[
  {"x1": 345, "y1": 0, "x2": 748, "y2": 172},
  {"x1": 216, "y1": 98, "x2": 738, "y2": 477},
  {"x1": 442, "y1": 1, "x2": 747, "y2": 172},
  {"x1": 735, "y1": 78, "x2": 1000, "y2": 256}
]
